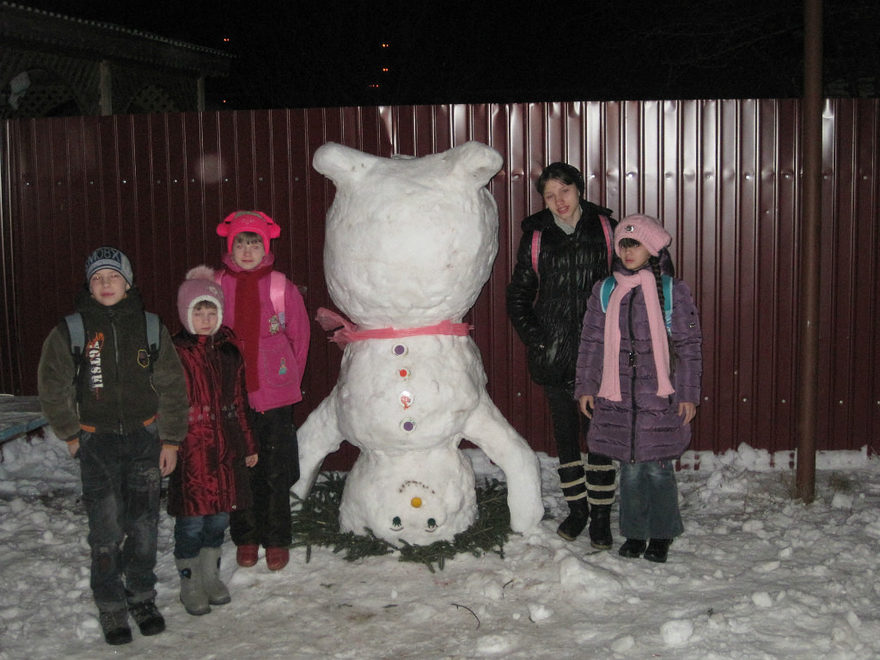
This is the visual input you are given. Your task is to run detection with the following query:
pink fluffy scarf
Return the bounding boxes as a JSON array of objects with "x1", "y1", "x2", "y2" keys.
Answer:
[{"x1": 597, "y1": 269, "x2": 675, "y2": 402}]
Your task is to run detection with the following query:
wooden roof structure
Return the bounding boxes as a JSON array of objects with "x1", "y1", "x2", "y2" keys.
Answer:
[{"x1": 0, "y1": 1, "x2": 232, "y2": 117}]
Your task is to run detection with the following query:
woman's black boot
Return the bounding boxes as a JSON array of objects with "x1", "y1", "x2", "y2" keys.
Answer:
[
  {"x1": 556, "y1": 461, "x2": 589, "y2": 541},
  {"x1": 588, "y1": 505, "x2": 613, "y2": 550}
]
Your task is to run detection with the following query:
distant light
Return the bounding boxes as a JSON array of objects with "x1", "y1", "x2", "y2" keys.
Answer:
[
  {"x1": 368, "y1": 83, "x2": 380, "y2": 89},
  {"x1": 222, "y1": 37, "x2": 230, "y2": 43},
  {"x1": 382, "y1": 67, "x2": 389, "y2": 73},
  {"x1": 381, "y1": 43, "x2": 390, "y2": 48}
]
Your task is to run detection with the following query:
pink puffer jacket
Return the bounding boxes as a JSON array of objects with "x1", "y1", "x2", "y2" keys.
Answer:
[{"x1": 218, "y1": 253, "x2": 310, "y2": 412}]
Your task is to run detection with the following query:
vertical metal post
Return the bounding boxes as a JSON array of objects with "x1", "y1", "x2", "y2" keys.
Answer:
[{"x1": 797, "y1": 0, "x2": 822, "y2": 502}]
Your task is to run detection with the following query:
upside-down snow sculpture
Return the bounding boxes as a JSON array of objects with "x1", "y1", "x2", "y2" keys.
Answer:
[{"x1": 292, "y1": 141, "x2": 543, "y2": 545}]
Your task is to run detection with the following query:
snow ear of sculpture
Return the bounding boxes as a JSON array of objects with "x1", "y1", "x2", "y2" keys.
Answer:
[
  {"x1": 447, "y1": 141, "x2": 504, "y2": 189},
  {"x1": 314, "y1": 140, "x2": 502, "y2": 191},
  {"x1": 312, "y1": 142, "x2": 378, "y2": 185}
]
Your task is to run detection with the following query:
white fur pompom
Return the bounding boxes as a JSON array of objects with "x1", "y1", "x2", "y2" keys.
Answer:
[{"x1": 185, "y1": 265, "x2": 215, "y2": 281}]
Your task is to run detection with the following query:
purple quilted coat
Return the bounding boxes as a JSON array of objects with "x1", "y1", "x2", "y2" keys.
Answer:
[{"x1": 574, "y1": 271, "x2": 702, "y2": 463}]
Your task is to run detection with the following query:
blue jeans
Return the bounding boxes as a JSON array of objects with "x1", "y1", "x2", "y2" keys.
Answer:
[
  {"x1": 78, "y1": 424, "x2": 162, "y2": 611},
  {"x1": 618, "y1": 460, "x2": 684, "y2": 540},
  {"x1": 173, "y1": 513, "x2": 229, "y2": 559}
]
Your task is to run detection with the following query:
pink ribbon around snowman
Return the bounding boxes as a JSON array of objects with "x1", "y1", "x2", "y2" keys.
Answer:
[{"x1": 316, "y1": 307, "x2": 472, "y2": 348}]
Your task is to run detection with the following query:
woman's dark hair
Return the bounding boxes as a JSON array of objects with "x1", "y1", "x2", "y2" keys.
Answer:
[{"x1": 536, "y1": 162, "x2": 585, "y2": 196}]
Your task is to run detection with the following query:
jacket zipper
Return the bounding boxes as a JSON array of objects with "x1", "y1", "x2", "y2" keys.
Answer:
[
  {"x1": 627, "y1": 291, "x2": 638, "y2": 463},
  {"x1": 110, "y1": 311, "x2": 124, "y2": 434}
]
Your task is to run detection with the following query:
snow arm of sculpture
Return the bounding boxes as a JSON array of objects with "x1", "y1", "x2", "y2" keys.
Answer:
[
  {"x1": 461, "y1": 394, "x2": 544, "y2": 533},
  {"x1": 291, "y1": 392, "x2": 343, "y2": 500}
]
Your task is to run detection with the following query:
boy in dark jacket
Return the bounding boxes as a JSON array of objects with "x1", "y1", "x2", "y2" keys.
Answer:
[
  {"x1": 506, "y1": 163, "x2": 618, "y2": 547},
  {"x1": 37, "y1": 247, "x2": 188, "y2": 645},
  {"x1": 169, "y1": 266, "x2": 258, "y2": 616}
]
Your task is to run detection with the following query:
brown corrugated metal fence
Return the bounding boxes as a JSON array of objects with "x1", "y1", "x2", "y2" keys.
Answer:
[{"x1": 2, "y1": 100, "x2": 878, "y2": 468}]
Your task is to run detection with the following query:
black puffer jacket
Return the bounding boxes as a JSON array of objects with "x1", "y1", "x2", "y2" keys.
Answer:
[{"x1": 506, "y1": 200, "x2": 616, "y2": 389}]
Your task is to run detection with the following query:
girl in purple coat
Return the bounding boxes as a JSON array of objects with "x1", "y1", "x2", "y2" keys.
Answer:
[{"x1": 575, "y1": 214, "x2": 702, "y2": 563}]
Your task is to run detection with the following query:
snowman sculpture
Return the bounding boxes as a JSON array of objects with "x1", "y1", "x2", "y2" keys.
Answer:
[{"x1": 293, "y1": 141, "x2": 543, "y2": 546}]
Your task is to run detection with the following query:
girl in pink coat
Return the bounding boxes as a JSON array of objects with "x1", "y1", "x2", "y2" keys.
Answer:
[{"x1": 215, "y1": 210, "x2": 311, "y2": 571}]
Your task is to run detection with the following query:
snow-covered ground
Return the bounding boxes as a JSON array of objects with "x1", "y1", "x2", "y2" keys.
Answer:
[{"x1": 1, "y1": 429, "x2": 879, "y2": 659}]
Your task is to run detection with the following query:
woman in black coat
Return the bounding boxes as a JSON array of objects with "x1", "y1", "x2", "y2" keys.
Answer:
[{"x1": 506, "y1": 162, "x2": 617, "y2": 547}]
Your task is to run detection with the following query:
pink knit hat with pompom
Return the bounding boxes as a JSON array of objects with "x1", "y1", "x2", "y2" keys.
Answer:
[
  {"x1": 177, "y1": 265, "x2": 224, "y2": 334},
  {"x1": 614, "y1": 214, "x2": 672, "y2": 257}
]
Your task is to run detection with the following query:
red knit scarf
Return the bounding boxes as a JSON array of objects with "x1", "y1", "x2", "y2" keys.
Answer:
[{"x1": 227, "y1": 263, "x2": 273, "y2": 392}]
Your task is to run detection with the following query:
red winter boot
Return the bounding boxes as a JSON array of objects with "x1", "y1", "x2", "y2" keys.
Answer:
[
  {"x1": 265, "y1": 547, "x2": 289, "y2": 571},
  {"x1": 236, "y1": 544, "x2": 259, "y2": 568}
]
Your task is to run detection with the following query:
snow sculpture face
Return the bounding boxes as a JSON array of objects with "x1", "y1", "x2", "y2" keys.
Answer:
[{"x1": 312, "y1": 142, "x2": 503, "y2": 328}]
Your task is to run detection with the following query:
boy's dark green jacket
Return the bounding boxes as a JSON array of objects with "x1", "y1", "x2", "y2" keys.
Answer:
[{"x1": 37, "y1": 287, "x2": 188, "y2": 445}]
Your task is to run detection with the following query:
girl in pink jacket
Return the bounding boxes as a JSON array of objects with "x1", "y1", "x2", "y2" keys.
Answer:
[{"x1": 215, "y1": 210, "x2": 310, "y2": 571}]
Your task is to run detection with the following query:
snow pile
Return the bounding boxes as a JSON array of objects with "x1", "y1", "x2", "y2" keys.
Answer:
[{"x1": 1, "y1": 430, "x2": 879, "y2": 658}]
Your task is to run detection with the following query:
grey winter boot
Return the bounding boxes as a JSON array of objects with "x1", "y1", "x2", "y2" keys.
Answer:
[
  {"x1": 199, "y1": 546, "x2": 231, "y2": 606},
  {"x1": 175, "y1": 557, "x2": 211, "y2": 616}
]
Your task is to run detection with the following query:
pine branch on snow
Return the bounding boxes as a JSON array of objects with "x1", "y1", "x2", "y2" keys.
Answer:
[{"x1": 290, "y1": 473, "x2": 511, "y2": 572}]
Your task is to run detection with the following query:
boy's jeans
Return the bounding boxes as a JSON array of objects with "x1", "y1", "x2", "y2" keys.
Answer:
[
  {"x1": 79, "y1": 424, "x2": 162, "y2": 611},
  {"x1": 618, "y1": 459, "x2": 684, "y2": 540}
]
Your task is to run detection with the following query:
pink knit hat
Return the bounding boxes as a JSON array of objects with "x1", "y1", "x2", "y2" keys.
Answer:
[
  {"x1": 177, "y1": 265, "x2": 224, "y2": 334},
  {"x1": 216, "y1": 210, "x2": 281, "y2": 253},
  {"x1": 614, "y1": 214, "x2": 672, "y2": 257}
]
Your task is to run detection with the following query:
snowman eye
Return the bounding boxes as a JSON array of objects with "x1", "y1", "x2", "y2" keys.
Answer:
[
  {"x1": 426, "y1": 518, "x2": 437, "y2": 530},
  {"x1": 391, "y1": 516, "x2": 403, "y2": 531}
]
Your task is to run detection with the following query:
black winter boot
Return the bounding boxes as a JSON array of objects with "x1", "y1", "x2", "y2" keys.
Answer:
[
  {"x1": 98, "y1": 608, "x2": 132, "y2": 645},
  {"x1": 588, "y1": 504, "x2": 613, "y2": 550},
  {"x1": 558, "y1": 498, "x2": 589, "y2": 541},
  {"x1": 556, "y1": 461, "x2": 589, "y2": 541},
  {"x1": 644, "y1": 538, "x2": 672, "y2": 563},
  {"x1": 618, "y1": 538, "x2": 647, "y2": 558},
  {"x1": 128, "y1": 599, "x2": 165, "y2": 636}
]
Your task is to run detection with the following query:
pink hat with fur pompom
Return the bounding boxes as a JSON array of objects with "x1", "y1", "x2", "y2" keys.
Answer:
[
  {"x1": 216, "y1": 210, "x2": 281, "y2": 253},
  {"x1": 177, "y1": 265, "x2": 223, "y2": 334}
]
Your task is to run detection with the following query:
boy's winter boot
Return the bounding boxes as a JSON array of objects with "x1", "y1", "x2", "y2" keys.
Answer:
[
  {"x1": 98, "y1": 608, "x2": 132, "y2": 645},
  {"x1": 199, "y1": 547, "x2": 231, "y2": 605},
  {"x1": 556, "y1": 461, "x2": 589, "y2": 541},
  {"x1": 128, "y1": 599, "x2": 166, "y2": 636},
  {"x1": 175, "y1": 557, "x2": 211, "y2": 616}
]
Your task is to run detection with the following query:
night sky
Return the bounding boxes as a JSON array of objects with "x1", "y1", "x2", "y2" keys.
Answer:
[{"x1": 17, "y1": 0, "x2": 880, "y2": 109}]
